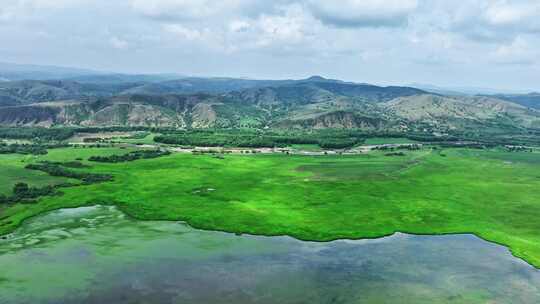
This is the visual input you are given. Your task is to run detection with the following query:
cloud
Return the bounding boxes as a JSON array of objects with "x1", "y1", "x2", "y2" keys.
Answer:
[
  {"x1": 158, "y1": 4, "x2": 324, "y2": 55},
  {"x1": 438, "y1": 0, "x2": 540, "y2": 42},
  {"x1": 491, "y1": 36, "x2": 538, "y2": 65},
  {"x1": 130, "y1": 0, "x2": 254, "y2": 21},
  {"x1": 306, "y1": 0, "x2": 418, "y2": 28},
  {"x1": 254, "y1": 5, "x2": 316, "y2": 47},
  {"x1": 228, "y1": 20, "x2": 250, "y2": 33},
  {"x1": 109, "y1": 36, "x2": 129, "y2": 49},
  {"x1": 0, "y1": 0, "x2": 88, "y2": 23},
  {"x1": 484, "y1": 1, "x2": 540, "y2": 30},
  {"x1": 1, "y1": 0, "x2": 539, "y2": 90},
  {"x1": 163, "y1": 24, "x2": 203, "y2": 40}
]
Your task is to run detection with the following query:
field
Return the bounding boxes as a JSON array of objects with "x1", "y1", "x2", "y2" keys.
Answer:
[
  {"x1": 0, "y1": 154, "x2": 71, "y2": 195},
  {"x1": 289, "y1": 144, "x2": 323, "y2": 151},
  {"x1": 1, "y1": 146, "x2": 540, "y2": 268},
  {"x1": 363, "y1": 137, "x2": 419, "y2": 145}
]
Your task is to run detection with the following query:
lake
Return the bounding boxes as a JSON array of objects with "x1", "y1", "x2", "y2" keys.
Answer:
[{"x1": 0, "y1": 205, "x2": 539, "y2": 304}]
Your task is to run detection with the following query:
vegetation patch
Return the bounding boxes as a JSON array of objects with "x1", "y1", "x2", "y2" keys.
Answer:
[
  {"x1": 385, "y1": 152, "x2": 406, "y2": 156},
  {"x1": 88, "y1": 150, "x2": 170, "y2": 163},
  {"x1": 0, "y1": 127, "x2": 75, "y2": 141},
  {"x1": 0, "y1": 183, "x2": 59, "y2": 205},
  {"x1": 364, "y1": 137, "x2": 419, "y2": 145},
  {"x1": 154, "y1": 129, "x2": 367, "y2": 149},
  {"x1": 25, "y1": 162, "x2": 112, "y2": 184},
  {"x1": 0, "y1": 143, "x2": 48, "y2": 155}
]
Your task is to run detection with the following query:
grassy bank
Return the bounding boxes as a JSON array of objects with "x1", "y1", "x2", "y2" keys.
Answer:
[{"x1": 1, "y1": 147, "x2": 540, "y2": 268}]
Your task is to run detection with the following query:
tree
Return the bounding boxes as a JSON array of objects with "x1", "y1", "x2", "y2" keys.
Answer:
[{"x1": 13, "y1": 183, "x2": 29, "y2": 196}]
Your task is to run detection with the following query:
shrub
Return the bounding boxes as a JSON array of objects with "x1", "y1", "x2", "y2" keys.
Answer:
[{"x1": 88, "y1": 150, "x2": 170, "y2": 163}]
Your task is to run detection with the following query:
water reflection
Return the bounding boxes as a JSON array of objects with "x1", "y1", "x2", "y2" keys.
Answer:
[{"x1": 0, "y1": 206, "x2": 538, "y2": 304}]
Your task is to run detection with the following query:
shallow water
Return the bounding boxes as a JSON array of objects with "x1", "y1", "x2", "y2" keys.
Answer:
[{"x1": 0, "y1": 205, "x2": 539, "y2": 304}]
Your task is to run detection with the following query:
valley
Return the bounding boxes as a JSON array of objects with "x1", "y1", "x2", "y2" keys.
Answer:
[
  {"x1": 1, "y1": 72, "x2": 540, "y2": 304},
  {"x1": 4, "y1": 1, "x2": 540, "y2": 302}
]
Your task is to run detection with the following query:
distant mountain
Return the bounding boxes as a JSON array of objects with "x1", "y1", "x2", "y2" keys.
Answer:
[
  {"x1": 491, "y1": 93, "x2": 540, "y2": 110},
  {"x1": 409, "y1": 83, "x2": 529, "y2": 96},
  {"x1": 0, "y1": 75, "x2": 377, "y2": 103},
  {"x1": 0, "y1": 62, "x2": 104, "y2": 81},
  {"x1": 299, "y1": 79, "x2": 425, "y2": 101},
  {"x1": 407, "y1": 84, "x2": 469, "y2": 96},
  {"x1": 120, "y1": 77, "x2": 294, "y2": 95},
  {"x1": 67, "y1": 73, "x2": 185, "y2": 84},
  {"x1": 409, "y1": 82, "x2": 540, "y2": 111},
  {"x1": 0, "y1": 80, "x2": 140, "y2": 105},
  {"x1": 1, "y1": 75, "x2": 539, "y2": 133}
]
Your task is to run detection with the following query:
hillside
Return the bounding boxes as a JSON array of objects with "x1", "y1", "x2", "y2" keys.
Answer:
[
  {"x1": 382, "y1": 94, "x2": 540, "y2": 132},
  {"x1": 493, "y1": 93, "x2": 540, "y2": 110},
  {"x1": 0, "y1": 76, "x2": 539, "y2": 134},
  {"x1": 0, "y1": 80, "x2": 141, "y2": 105},
  {"x1": 121, "y1": 77, "x2": 293, "y2": 95}
]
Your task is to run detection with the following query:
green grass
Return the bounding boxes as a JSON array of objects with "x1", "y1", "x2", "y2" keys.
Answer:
[
  {"x1": 0, "y1": 147, "x2": 133, "y2": 195},
  {"x1": 113, "y1": 133, "x2": 159, "y2": 145},
  {"x1": 364, "y1": 137, "x2": 419, "y2": 145},
  {"x1": 289, "y1": 144, "x2": 323, "y2": 151},
  {"x1": 0, "y1": 154, "x2": 71, "y2": 195},
  {"x1": 1, "y1": 147, "x2": 540, "y2": 268},
  {"x1": 67, "y1": 132, "x2": 158, "y2": 145}
]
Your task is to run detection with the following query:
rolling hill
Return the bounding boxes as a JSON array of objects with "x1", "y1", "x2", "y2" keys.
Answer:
[
  {"x1": 493, "y1": 93, "x2": 540, "y2": 110},
  {"x1": 0, "y1": 75, "x2": 539, "y2": 134}
]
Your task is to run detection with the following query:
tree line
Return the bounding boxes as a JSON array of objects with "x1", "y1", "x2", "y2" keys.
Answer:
[
  {"x1": 88, "y1": 150, "x2": 171, "y2": 163},
  {"x1": 0, "y1": 183, "x2": 60, "y2": 205},
  {"x1": 0, "y1": 143, "x2": 48, "y2": 155},
  {"x1": 25, "y1": 161, "x2": 113, "y2": 184},
  {"x1": 153, "y1": 129, "x2": 368, "y2": 149}
]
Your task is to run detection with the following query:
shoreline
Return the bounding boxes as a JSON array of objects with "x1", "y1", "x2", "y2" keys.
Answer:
[{"x1": 3, "y1": 203, "x2": 539, "y2": 270}]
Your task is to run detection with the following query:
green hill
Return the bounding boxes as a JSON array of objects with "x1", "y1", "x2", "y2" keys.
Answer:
[{"x1": 1, "y1": 76, "x2": 539, "y2": 135}]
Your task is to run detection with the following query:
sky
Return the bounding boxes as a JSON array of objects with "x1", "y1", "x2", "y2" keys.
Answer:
[{"x1": 0, "y1": 0, "x2": 539, "y2": 91}]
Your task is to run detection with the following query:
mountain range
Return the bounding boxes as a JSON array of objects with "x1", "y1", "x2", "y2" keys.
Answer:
[{"x1": 0, "y1": 63, "x2": 539, "y2": 135}]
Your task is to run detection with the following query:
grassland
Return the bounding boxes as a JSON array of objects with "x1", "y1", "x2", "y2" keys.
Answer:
[
  {"x1": 289, "y1": 144, "x2": 323, "y2": 151},
  {"x1": 0, "y1": 154, "x2": 70, "y2": 195},
  {"x1": 1, "y1": 147, "x2": 540, "y2": 268},
  {"x1": 363, "y1": 137, "x2": 419, "y2": 145}
]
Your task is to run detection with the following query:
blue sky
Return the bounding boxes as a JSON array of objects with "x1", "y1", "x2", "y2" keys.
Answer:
[{"x1": 1, "y1": 0, "x2": 539, "y2": 91}]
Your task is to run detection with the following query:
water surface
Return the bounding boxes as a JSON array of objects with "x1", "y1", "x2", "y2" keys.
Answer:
[{"x1": 0, "y1": 206, "x2": 539, "y2": 304}]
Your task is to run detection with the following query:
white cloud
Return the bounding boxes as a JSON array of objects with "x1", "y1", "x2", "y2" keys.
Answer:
[
  {"x1": 159, "y1": 4, "x2": 324, "y2": 54},
  {"x1": 435, "y1": 0, "x2": 540, "y2": 42},
  {"x1": 0, "y1": 0, "x2": 88, "y2": 22},
  {"x1": 1, "y1": 0, "x2": 540, "y2": 90},
  {"x1": 1, "y1": 0, "x2": 85, "y2": 12},
  {"x1": 109, "y1": 36, "x2": 129, "y2": 49},
  {"x1": 492, "y1": 36, "x2": 538, "y2": 65},
  {"x1": 484, "y1": 1, "x2": 540, "y2": 29},
  {"x1": 255, "y1": 5, "x2": 314, "y2": 46},
  {"x1": 229, "y1": 20, "x2": 250, "y2": 33},
  {"x1": 163, "y1": 24, "x2": 203, "y2": 40},
  {"x1": 306, "y1": 0, "x2": 418, "y2": 27},
  {"x1": 130, "y1": 0, "x2": 251, "y2": 20}
]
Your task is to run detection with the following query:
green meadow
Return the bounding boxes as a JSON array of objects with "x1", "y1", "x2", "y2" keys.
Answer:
[
  {"x1": 1, "y1": 147, "x2": 540, "y2": 268},
  {"x1": 363, "y1": 137, "x2": 419, "y2": 145},
  {"x1": 0, "y1": 154, "x2": 70, "y2": 195}
]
